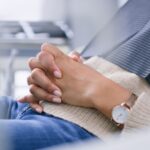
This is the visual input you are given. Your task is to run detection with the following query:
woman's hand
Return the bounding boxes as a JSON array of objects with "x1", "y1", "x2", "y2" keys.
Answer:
[
  {"x1": 20, "y1": 43, "x2": 131, "y2": 118},
  {"x1": 19, "y1": 49, "x2": 83, "y2": 113}
]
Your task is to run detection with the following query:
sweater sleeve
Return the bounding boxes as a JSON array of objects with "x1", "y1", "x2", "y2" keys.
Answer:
[
  {"x1": 122, "y1": 92, "x2": 150, "y2": 135},
  {"x1": 85, "y1": 57, "x2": 150, "y2": 135}
]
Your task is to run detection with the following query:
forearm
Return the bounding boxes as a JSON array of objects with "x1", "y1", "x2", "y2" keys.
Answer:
[{"x1": 91, "y1": 76, "x2": 131, "y2": 119}]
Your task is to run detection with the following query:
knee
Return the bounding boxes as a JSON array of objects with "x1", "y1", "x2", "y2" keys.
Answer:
[
  {"x1": 0, "y1": 96, "x2": 17, "y2": 119},
  {"x1": 0, "y1": 96, "x2": 16, "y2": 108}
]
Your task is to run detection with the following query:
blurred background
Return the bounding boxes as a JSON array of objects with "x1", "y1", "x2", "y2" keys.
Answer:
[{"x1": 0, "y1": 0, "x2": 128, "y2": 98}]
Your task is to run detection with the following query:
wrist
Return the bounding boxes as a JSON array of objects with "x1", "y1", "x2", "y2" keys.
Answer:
[{"x1": 91, "y1": 76, "x2": 131, "y2": 119}]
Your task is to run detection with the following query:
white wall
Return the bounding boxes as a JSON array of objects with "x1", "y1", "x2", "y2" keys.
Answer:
[
  {"x1": 41, "y1": 0, "x2": 67, "y2": 21},
  {"x1": 0, "y1": 0, "x2": 66, "y2": 21},
  {"x1": 67, "y1": 0, "x2": 119, "y2": 47},
  {"x1": 0, "y1": 0, "x2": 128, "y2": 21}
]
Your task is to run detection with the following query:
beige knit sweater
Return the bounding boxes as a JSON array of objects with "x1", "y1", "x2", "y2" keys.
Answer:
[{"x1": 42, "y1": 56, "x2": 150, "y2": 141}]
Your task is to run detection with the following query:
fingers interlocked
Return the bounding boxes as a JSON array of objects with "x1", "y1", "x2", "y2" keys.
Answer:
[{"x1": 18, "y1": 43, "x2": 83, "y2": 113}]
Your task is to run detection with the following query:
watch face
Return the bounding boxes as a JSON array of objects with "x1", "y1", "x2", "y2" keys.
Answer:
[{"x1": 112, "y1": 105, "x2": 129, "y2": 124}]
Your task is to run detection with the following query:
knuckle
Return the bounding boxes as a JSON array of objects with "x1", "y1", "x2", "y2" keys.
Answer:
[
  {"x1": 28, "y1": 57, "x2": 35, "y2": 69},
  {"x1": 47, "y1": 84, "x2": 55, "y2": 92},
  {"x1": 38, "y1": 51, "x2": 49, "y2": 62},
  {"x1": 45, "y1": 82, "x2": 51, "y2": 89},
  {"x1": 41, "y1": 43, "x2": 60, "y2": 56},
  {"x1": 41, "y1": 43, "x2": 50, "y2": 51},
  {"x1": 31, "y1": 68, "x2": 41, "y2": 79},
  {"x1": 42, "y1": 79, "x2": 54, "y2": 92},
  {"x1": 47, "y1": 87, "x2": 52, "y2": 93},
  {"x1": 29, "y1": 85, "x2": 36, "y2": 94},
  {"x1": 43, "y1": 94, "x2": 52, "y2": 101}
]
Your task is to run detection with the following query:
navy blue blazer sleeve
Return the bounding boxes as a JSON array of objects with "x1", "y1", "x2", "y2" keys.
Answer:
[{"x1": 82, "y1": 0, "x2": 150, "y2": 84}]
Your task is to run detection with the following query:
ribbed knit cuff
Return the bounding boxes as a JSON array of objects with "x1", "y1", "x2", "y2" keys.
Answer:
[
  {"x1": 42, "y1": 102, "x2": 119, "y2": 141},
  {"x1": 122, "y1": 92, "x2": 150, "y2": 135}
]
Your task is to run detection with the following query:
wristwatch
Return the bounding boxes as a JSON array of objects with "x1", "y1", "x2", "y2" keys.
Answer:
[{"x1": 111, "y1": 93, "x2": 137, "y2": 128}]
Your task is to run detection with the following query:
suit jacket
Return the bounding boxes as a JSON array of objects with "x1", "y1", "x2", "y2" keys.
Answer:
[{"x1": 81, "y1": 0, "x2": 150, "y2": 84}]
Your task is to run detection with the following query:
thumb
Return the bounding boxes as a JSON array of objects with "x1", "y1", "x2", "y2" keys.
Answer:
[{"x1": 69, "y1": 51, "x2": 83, "y2": 63}]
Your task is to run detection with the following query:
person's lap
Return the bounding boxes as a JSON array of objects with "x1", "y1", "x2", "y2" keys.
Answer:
[{"x1": 0, "y1": 96, "x2": 96, "y2": 150}]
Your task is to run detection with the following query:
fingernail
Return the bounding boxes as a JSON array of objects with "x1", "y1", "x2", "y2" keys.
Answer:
[
  {"x1": 53, "y1": 90, "x2": 62, "y2": 97},
  {"x1": 35, "y1": 107, "x2": 43, "y2": 113},
  {"x1": 53, "y1": 70, "x2": 62, "y2": 78},
  {"x1": 52, "y1": 97, "x2": 62, "y2": 103}
]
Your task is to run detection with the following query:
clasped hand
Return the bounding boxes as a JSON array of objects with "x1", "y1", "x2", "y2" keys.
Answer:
[{"x1": 19, "y1": 43, "x2": 131, "y2": 119}]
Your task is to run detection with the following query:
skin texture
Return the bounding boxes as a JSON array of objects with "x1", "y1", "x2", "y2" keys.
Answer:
[{"x1": 19, "y1": 43, "x2": 131, "y2": 118}]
